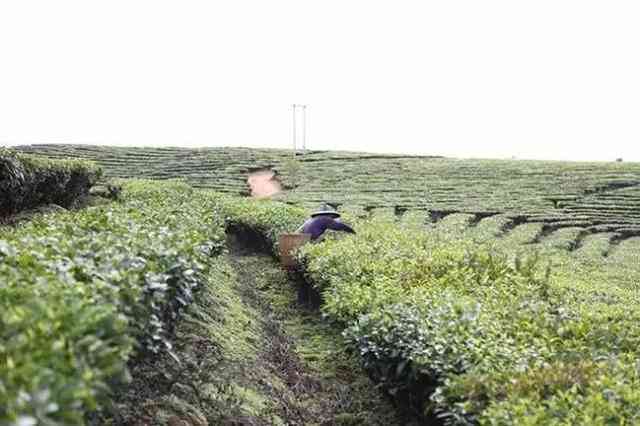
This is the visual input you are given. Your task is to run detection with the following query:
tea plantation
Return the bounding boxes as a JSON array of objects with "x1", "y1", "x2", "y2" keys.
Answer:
[
  {"x1": 17, "y1": 143, "x2": 640, "y2": 239},
  {"x1": 3, "y1": 145, "x2": 640, "y2": 425}
]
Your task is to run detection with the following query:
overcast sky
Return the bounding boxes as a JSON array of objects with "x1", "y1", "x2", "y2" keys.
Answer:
[{"x1": 1, "y1": 1, "x2": 639, "y2": 161}]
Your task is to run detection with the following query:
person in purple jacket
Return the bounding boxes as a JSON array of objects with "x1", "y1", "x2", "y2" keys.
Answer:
[{"x1": 296, "y1": 204, "x2": 356, "y2": 241}]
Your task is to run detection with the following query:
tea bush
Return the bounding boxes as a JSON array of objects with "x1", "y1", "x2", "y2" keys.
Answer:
[
  {"x1": 18, "y1": 144, "x2": 640, "y2": 247},
  {"x1": 4, "y1": 181, "x2": 640, "y2": 425},
  {"x1": 0, "y1": 180, "x2": 225, "y2": 424},
  {"x1": 309, "y1": 225, "x2": 640, "y2": 423},
  {"x1": 220, "y1": 199, "x2": 640, "y2": 424},
  {"x1": 0, "y1": 149, "x2": 101, "y2": 216},
  {"x1": 218, "y1": 196, "x2": 307, "y2": 250}
]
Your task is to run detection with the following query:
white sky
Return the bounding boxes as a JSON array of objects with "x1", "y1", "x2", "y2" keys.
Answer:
[{"x1": 1, "y1": 1, "x2": 639, "y2": 161}]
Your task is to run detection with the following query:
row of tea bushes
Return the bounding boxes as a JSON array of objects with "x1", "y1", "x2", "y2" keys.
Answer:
[
  {"x1": 0, "y1": 149, "x2": 101, "y2": 217},
  {"x1": 218, "y1": 195, "x2": 307, "y2": 250},
  {"x1": 0, "y1": 180, "x2": 226, "y2": 425},
  {"x1": 218, "y1": 197, "x2": 640, "y2": 425},
  {"x1": 5, "y1": 183, "x2": 637, "y2": 424}
]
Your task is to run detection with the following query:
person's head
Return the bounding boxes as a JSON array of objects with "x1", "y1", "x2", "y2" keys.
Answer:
[{"x1": 310, "y1": 203, "x2": 340, "y2": 219}]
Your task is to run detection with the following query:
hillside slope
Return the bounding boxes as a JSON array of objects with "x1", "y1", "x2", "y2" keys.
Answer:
[{"x1": 17, "y1": 144, "x2": 640, "y2": 255}]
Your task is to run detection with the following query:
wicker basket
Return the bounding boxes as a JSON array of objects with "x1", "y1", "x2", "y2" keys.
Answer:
[{"x1": 278, "y1": 233, "x2": 311, "y2": 267}]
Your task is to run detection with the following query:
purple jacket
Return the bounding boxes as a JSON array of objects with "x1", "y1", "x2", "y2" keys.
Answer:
[{"x1": 297, "y1": 216, "x2": 356, "y2": 240}]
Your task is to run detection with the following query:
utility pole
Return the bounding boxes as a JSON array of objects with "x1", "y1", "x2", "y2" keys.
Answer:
[
  {"x1": 292, "y1": 104, "x2": 297, "y2": 158},
  {"x1": 291, "y1": 104, "x2": 307, "y2": 158},
  {"x1": 301, "y1": 104, "x2": 307, "y2": 152}
]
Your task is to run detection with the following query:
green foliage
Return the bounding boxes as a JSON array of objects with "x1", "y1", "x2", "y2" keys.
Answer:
[
  {"x1": 221, "y1": 198, "x2": 640, "y2": 424},
  {"x1": 279, "y1": 157, "x2": 303, "y2": 189},
  {"x1": 0, "y1": 148, "x2": 101, "y2": 216},
  {"x1": 217, "y1": 195, "x2": 307, "y2": 250},
  {"x1": 4, "y1": 143, "x2": 640, "y2": 425},
  {"x1": 0, "y1": 180, "x2": 226, "y2": 424},
  {"x1": 16, "y1": 144, "x2": 640, "y2": 244}
]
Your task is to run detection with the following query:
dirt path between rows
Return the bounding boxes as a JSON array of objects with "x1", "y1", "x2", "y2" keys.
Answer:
[
  {"x1": 225, "y1": 244, "x2": 408, "y2": 425},
  {"x1": 247, "y1": 170, "x2": 282, "y2": 198},
  {"x1": 97, "y1": 235, "x2": 409, "y2": 426}
]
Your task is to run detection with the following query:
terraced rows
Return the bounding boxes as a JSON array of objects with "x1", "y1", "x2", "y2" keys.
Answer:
[
  {"x1": 394, "y1": 210, "x2": 640, "y2": 287},
  {"x1": 17, "y1": 145, "x2": 422, "y2": 194},
  {"x1": 16, "y1": 144, "x2": 640, "y2": 257}
]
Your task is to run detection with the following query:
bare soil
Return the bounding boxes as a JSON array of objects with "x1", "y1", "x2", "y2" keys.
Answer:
[{"x1": 247, "y1": 170, "x2": 282, "y2": 198}]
